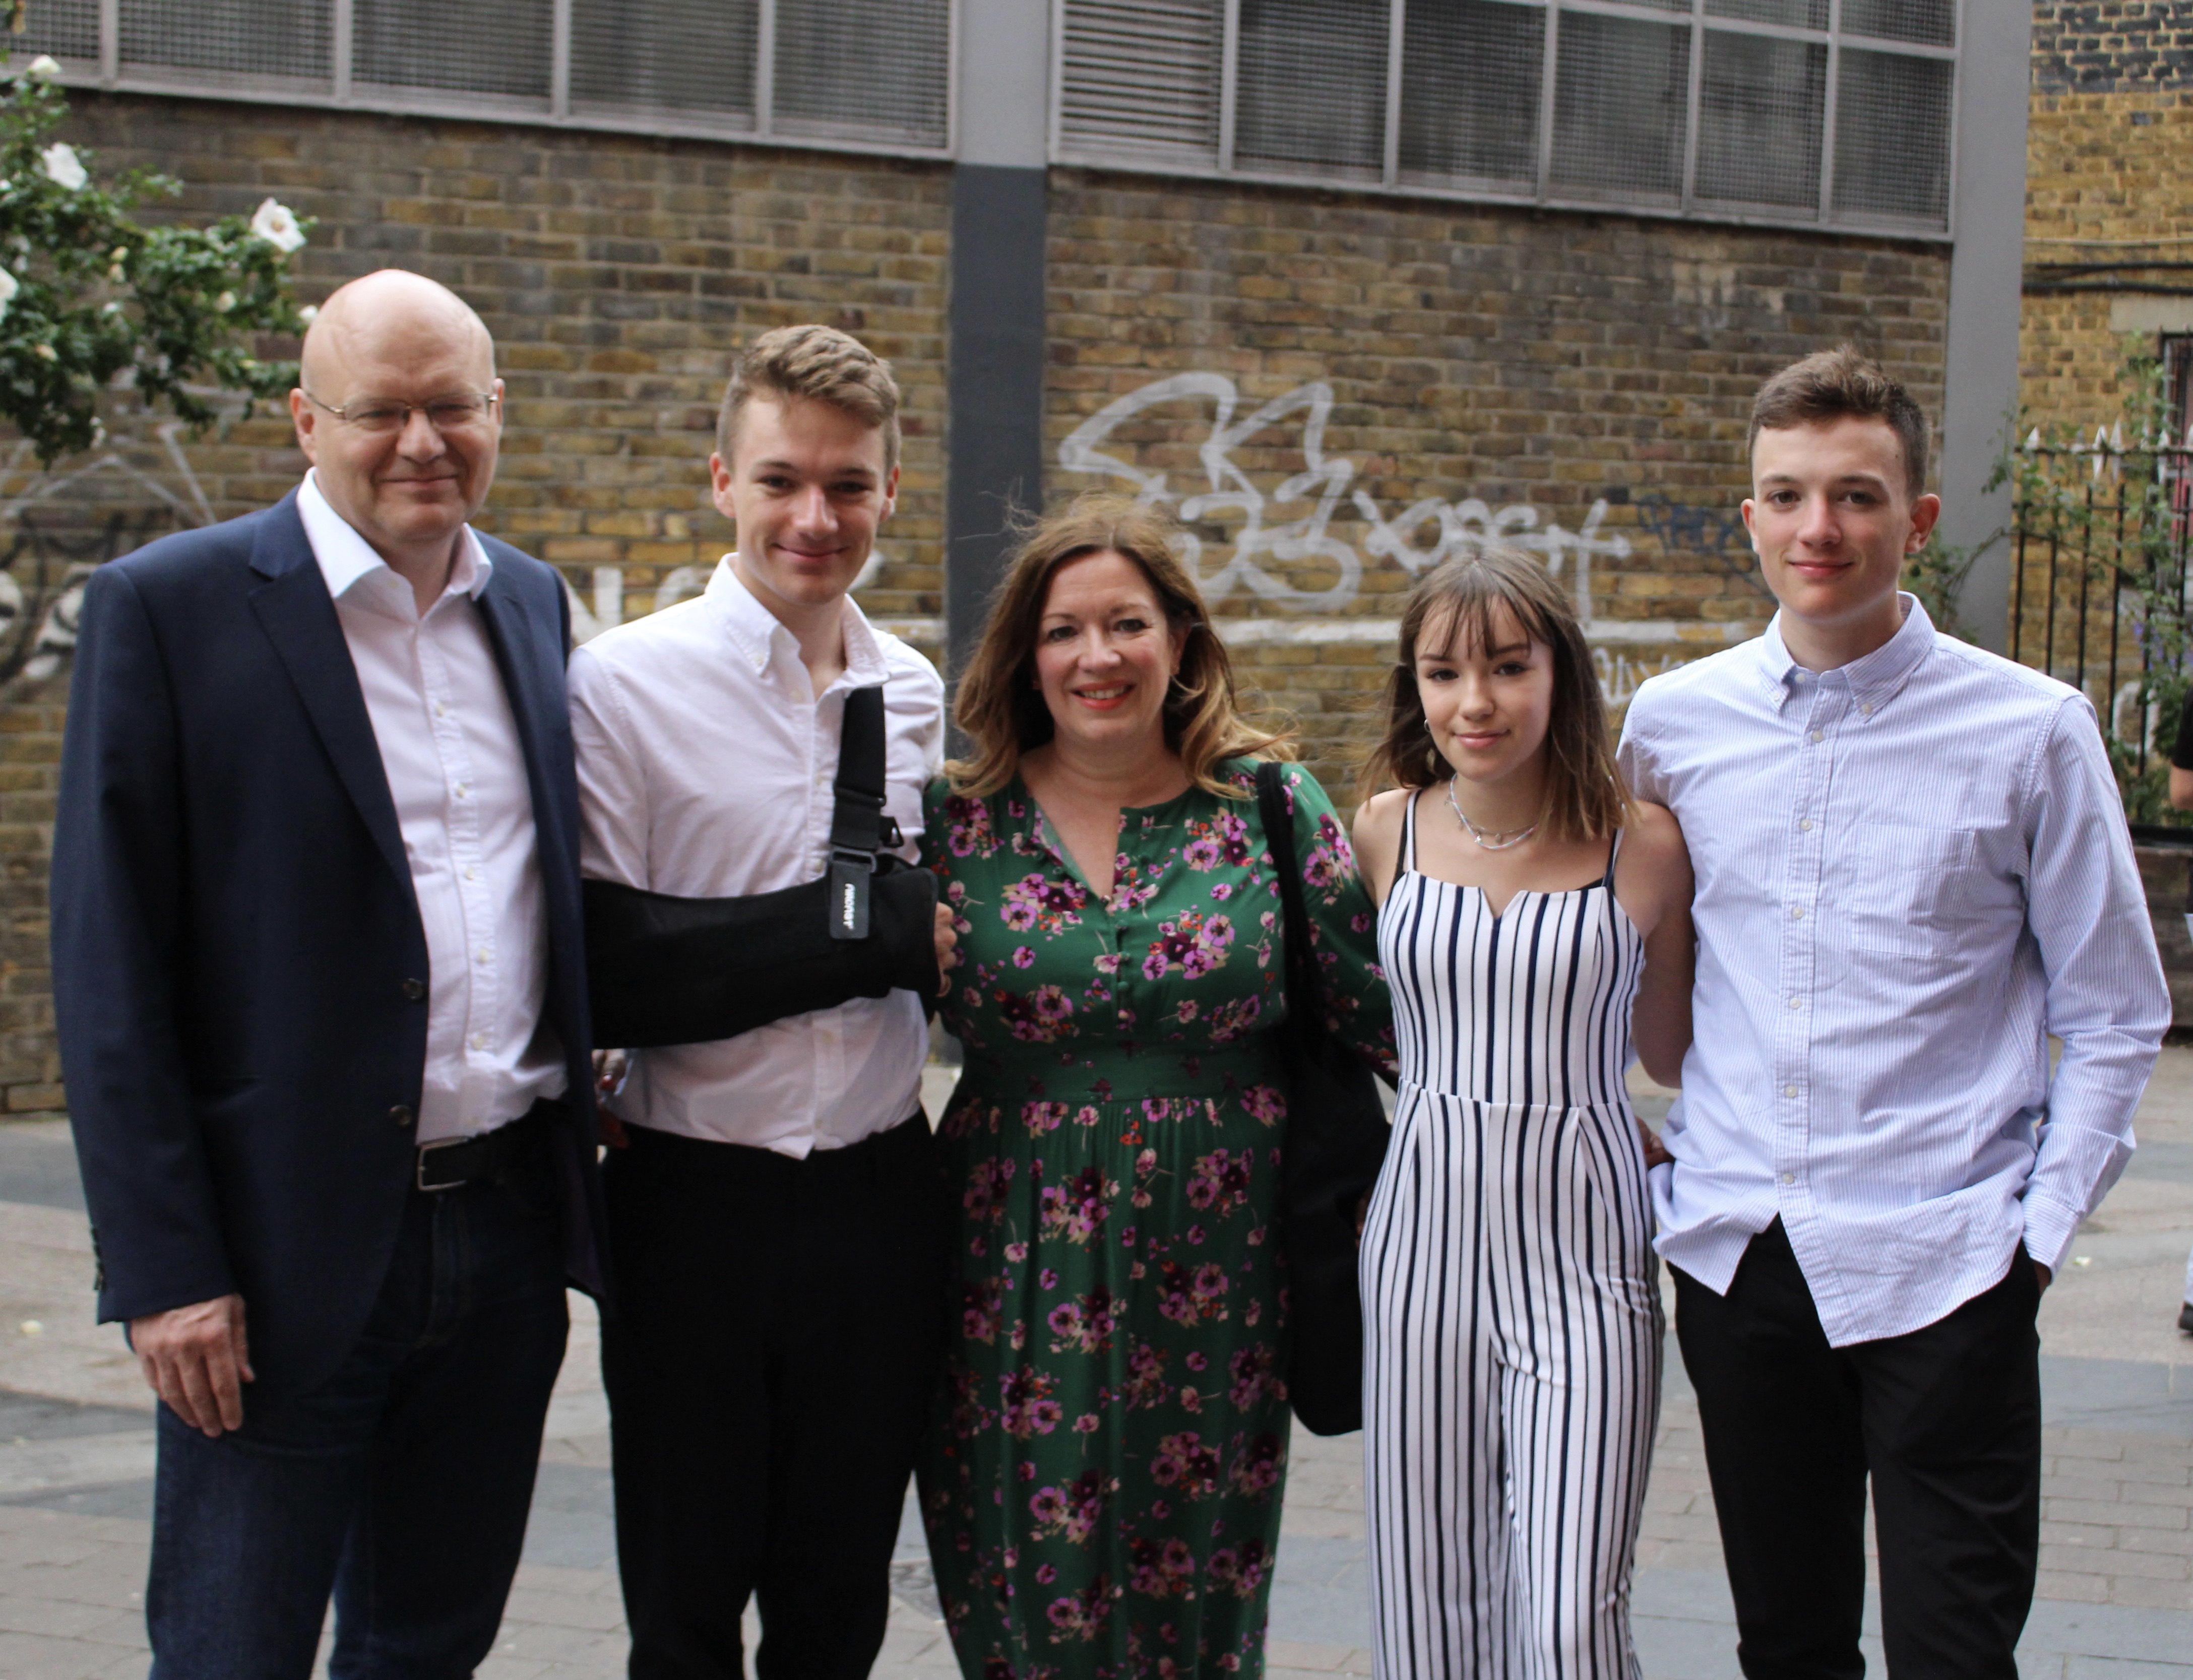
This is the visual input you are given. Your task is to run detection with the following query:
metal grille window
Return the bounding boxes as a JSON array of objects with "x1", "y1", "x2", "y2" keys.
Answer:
[
  {"x1": 30, "y1": 0, "x2": 951, "y2": 157},
  {"x1": 1055, "y1": 0, "x2": 1960, "y2": 236}
]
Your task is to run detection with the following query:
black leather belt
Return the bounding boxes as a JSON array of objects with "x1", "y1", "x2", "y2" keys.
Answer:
[{"x1": 415, "y1": 1100, "x2": 559, "y2": 1193}]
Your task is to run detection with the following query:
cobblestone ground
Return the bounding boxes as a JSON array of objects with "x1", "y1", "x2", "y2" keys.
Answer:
[{"x1": 4, "y1": 1058, "x2": 2189, "y2": 1679}]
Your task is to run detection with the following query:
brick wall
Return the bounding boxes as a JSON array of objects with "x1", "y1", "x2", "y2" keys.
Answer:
[
  {"x1": 0, "y1": 93, "x2": 1953, "y2": 1119},
  {"x1": 2034, "y1": 2, "x2": 2193, "y2": 92},
  {"x1": 2023, "y1": 8, "x2": 2193, "y2": 435},
  {"x1": 1044, "y1": 168, "x2": 1949, "y2": 791}
]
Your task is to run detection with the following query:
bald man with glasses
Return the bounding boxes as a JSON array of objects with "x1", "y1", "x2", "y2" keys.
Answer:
[{"x1": 53, "y1": 268, "x2": 609, "y2": 1678}]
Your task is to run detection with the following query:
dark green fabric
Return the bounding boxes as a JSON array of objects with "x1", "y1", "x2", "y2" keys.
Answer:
[{"x1": 918, "y1": 759, "x2": 1392, "y2": 1678}]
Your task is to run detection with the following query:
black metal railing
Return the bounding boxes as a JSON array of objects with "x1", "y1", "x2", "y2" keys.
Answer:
[{"x1": 2009, "y1": 437, "x2": 2193, "y2": 798}]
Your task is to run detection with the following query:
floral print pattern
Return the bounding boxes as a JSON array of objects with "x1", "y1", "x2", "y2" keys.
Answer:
[{"x1": 919, "y1": 761, "x2": 1392, "y2": 1679}]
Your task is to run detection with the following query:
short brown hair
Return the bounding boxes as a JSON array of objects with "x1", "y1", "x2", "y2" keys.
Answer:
[
  {"x1": 716, "y1": 324, "x2": 902, "y2": 474},
  {"x1": 948, "y1": 494, "x2": 1291, "y2": 799},
  {"x1": 1360, "y1": 547, "x2": 1635, "y2": 844},
  {"x1": 1747, "y1": 345, "x2": 1929, "y2": 498}
]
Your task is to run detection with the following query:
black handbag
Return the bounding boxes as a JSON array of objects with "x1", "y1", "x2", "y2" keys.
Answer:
[
  {"x1": 1257, "y1": 759, "x2": 1392, "y2": 1439},
  {"x1": 583, "y1": 686, "x2": 939, "y2": 1049}
]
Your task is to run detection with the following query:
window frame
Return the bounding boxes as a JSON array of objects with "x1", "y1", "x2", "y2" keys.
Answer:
[
  {"x1": 1049, "y1": 0, "x2": 1960, "y2": 240},
  {"x1": 38, "y1": 0, "x2": 959, "y2": 162}
]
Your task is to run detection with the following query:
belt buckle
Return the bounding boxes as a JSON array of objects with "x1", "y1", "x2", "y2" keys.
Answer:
[{"x1": 416, "y1": 1136, "x2": 469, "y2": 1193}]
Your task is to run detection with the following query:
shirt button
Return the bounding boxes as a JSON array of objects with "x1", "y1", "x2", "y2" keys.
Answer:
[
  {"x1": 1789, "y1": 907, "x2": 1804, "y2": 920},
  {"x1": 475, "y1": 948, "x2": 490, "y2": 965},
  {"x1": 470, "y1": 1032, "x2": 488, "y2": 1051},
  {"x1": 1783, "y1": 1084, "x2": 1798, "y2": 1098},
  {"x1": 1808, "y1": 729, "x2": 1824, "y2": 743},
  {"x1": 1788, "y1": 996, "x2": 1802, "y2": 1009},
  {"x1": 402, "y1": 978, "x2": 426, "y2": 1001},
  {"x1": 465, "y1": 866, "x2": 480, "y2": 882},
  {"x1": 390, "y1": 1105, "x2": 416, "y2": 1129},
  {"x1": 1780, "y1": 1171, "x2": 1796, "y2": 1186},
  {"x1": 435, "y1": 702, "x2": 448, "y2": 718},
  {"x1": 454, "y1": 784, "x2": 469, "y2": 799},
  {"x1": 1799, "y1": 819, "x2": 1813, "y2": 831},
  {"x1": 1860, "y1": 703, "x2": 1874, "y2": 716}
]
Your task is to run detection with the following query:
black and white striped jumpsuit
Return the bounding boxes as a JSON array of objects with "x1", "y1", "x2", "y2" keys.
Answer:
[{"x1": 1361, "y1": 794, "x2": 1663, "y2": 1679}]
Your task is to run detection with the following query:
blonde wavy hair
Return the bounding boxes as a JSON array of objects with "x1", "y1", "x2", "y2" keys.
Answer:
[{"x1": 948, "y1": 494, "x2": 1291, "y2": 798}]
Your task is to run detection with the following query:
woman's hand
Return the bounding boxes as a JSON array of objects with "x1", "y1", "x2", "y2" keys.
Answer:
[
  {"x1": 934, "y1": 903, "x2": 959, "y2": 995},
  {"x1": 1637, "y1": 1117, "x2": 1673, "y2": 1170}
]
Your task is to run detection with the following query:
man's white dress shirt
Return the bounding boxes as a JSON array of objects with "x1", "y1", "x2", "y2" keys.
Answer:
[
  {"x1": 1618, "y1": 595, "x2": 2169, "y2": 1346},
  {"x1": 568, "y1": 559, "x2": 944, "y2": 1157},
  {"x1": 298, "y1": 471, "x2": 564, "y2": 1143}
]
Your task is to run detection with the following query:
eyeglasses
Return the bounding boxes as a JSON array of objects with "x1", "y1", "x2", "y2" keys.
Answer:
[{"x1": 302, "y1": 388, "x2": 499, "y2": 434}]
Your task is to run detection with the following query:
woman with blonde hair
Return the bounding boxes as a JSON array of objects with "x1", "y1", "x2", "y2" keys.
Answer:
[
  {"x1": 918, "y1": 493, "x2": 1393, "y2": 1677},
  {"x1": 1351, "y1": 547, "x2": 1692, "y2": 1678}
]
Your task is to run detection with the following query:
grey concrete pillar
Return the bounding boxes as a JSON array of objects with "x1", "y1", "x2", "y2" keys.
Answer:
[
  {"x1": 1936, "y1": 0, "x2": 2034, "y2": 653},
  {"x1": 946, "y1": 1, "x2": 1051, "y2": 683}
]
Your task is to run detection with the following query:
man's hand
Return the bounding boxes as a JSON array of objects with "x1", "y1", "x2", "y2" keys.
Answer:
[
  {"x1": 1638, "y1": 1117, "x2": 1673, "y2": 1170},
  {"x1": 934, "y1": 904, "x2": 959, "y2": 996},
  {"x1": 131, "y1": 1294, "x2": 253, "y2": 1436},
  {"x1": 2034, "y1": 1260, "x2": 2052, "y2": 1293}
]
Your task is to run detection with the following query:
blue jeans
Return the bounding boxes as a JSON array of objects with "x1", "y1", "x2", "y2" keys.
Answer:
[{"x1": 146, "y1": 1143, "x2": 570, "y2": 1679}]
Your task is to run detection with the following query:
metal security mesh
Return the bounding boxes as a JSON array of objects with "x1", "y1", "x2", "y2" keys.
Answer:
[
  {"x1": 1696, "y1": 29, "x2": 1824, "y2": 208},
  {"x1": 1550, "y1": 11, "x2": 1689, "y2": 199},
  {"x1": 1399, "y1": 0, "x2": 1544, "y2": 186},
  {"x1": 1833, "y1": 45, "x2": 1951, "y2": 222},
  {"x1": 570, "y1": 0, "x2": 757, "y2": 122},
  {"x1": 1841, "y1": 0, "x2": 1955, "y2": 46},
  {"x1": 120, "y1": 1, "x2": 331, "y2": 83},
  {"x1": 1060, "y1": 0, "x2": 1223, "y2": 163},
  {"x1": 774, "y1": 0, "x2": 949, "y2": 146},
  {"x1": 354, "y1": 0, "x2": 551, "y2": 99},
  {"x1": 1705, "y1": 0, "x2": 1828, "y2": 25},
  {"x1": 10, "y1": 0, "x2": 99, "y2": 61},
  {"x1": 1234, "y1": 0, "x2": 1389, "y2": 177}
]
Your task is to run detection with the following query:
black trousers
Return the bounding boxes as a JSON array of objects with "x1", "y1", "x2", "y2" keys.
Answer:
[
  {"x1": 1673, "y1": 1219, "x2": 2043, "y2": 1680},
  {"x1": 600, "y1": 1114, "x2": 947, "y2": 1680}
]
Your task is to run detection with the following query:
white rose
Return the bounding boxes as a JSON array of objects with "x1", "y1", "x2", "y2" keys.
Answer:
[
  {"x1": 298, "y1": 304, "x2": 319, "y2": 324},
  {"x1": 23, "y1": 56, "x2": 60, "y2": 80},
  {"x1": 248, "y1": 197, "x2": 306, "y2": 253},
  {"x1": 0, "y1": 267, "x2": 17, "y2": 322},
  {"x1": 40, "y1": 143, "x2": 86, "y2": 191}
]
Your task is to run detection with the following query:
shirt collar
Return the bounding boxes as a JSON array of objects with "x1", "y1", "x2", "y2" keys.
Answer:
[
  {"x1": 1751, "y1": 592, "x2": 1935, "y2": 713},
  {"x1": 297, "y1": 470, "x2": 491, "y2": 613},
  {"x1": 707, "y1": 556, "x2": 891, "y2": 689}
]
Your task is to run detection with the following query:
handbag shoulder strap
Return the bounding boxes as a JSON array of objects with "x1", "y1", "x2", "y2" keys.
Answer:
[{"x1": 1255, "y1": 760, "x2": 1317, "y2": 1015}]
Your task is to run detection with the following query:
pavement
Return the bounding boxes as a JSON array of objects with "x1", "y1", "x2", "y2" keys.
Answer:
[{"x1": 1, "y1": 1056, "x2": 2189, "y2": 1680}]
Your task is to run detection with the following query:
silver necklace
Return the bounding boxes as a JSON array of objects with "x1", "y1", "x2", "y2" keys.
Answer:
[{"x1": 1447, "y1": 779, "x2": 1538, "y2": 852}]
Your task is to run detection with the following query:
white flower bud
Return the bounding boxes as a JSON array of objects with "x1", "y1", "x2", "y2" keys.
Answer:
[{"x1": 39, "y1": 143, "x2": 86, "y2": 192}]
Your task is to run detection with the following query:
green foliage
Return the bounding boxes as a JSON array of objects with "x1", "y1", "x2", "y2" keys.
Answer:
[{"x1": 0, "y1": 53, "x2": 308, "y2": 463}]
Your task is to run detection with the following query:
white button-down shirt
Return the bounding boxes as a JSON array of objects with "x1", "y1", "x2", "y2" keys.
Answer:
[
  {"x1": 568, "y1": 559, "x2": 944, "y2": 1157},
  {"x1": 1618, "y1": 595, "x2": 2169, "y2": 1346},
  {"x1": 297, "y1": 471, "x2": 565, "y2": 1143}
]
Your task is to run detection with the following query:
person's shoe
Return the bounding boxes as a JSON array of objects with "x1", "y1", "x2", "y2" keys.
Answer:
[{"x1": 2180, "y1": 1301, "x2": 2193, "y2": 1335}]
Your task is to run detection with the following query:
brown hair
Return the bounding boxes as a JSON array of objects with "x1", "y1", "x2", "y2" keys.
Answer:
[
  {"x1": 948, "y1": 494, "x2": 1291, "y2": 799},
  {"x1": 1360, "y1": 546, "x2": 1635, "y2": 844},
  {"x1": 1747, "y1": 344, "x2": 1929, "y2": 498},
  {"x1": 716, "y1": 324, "x2": 902, "y2": 474}
]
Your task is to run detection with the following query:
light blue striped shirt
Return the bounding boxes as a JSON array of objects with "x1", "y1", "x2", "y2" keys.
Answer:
[{"x1": 1618, "y1": 596, "x2": 2169, "y2": 1346}]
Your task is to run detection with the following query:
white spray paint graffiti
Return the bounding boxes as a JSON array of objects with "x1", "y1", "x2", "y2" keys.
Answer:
[{"x1": 1058, "y1": 372, "x2": 1632, "y2": 619}]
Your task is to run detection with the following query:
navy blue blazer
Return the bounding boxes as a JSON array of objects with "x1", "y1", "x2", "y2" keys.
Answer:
[{"x1": 51, "y1": 491, "x2": 608, "y2": 1399}]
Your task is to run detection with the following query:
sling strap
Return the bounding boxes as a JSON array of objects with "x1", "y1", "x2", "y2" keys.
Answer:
[{"x1": 827, "y1": 687, "x2": 900, "y2": 940}]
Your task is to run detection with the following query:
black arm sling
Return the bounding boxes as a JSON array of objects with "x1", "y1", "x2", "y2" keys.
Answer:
[{"x1": 582, "y1": 686, "x2": 939, "y2": 1049}]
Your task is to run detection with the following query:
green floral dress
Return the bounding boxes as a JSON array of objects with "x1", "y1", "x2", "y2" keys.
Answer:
[{"x1": 918, "y1": 759, "x2": 1393, "y2": 1680}]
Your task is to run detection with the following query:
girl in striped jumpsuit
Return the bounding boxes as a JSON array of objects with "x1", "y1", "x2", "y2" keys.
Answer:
[{"x1": 1350, "y1": 548, "x2": 1696, "y2": 1679}]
